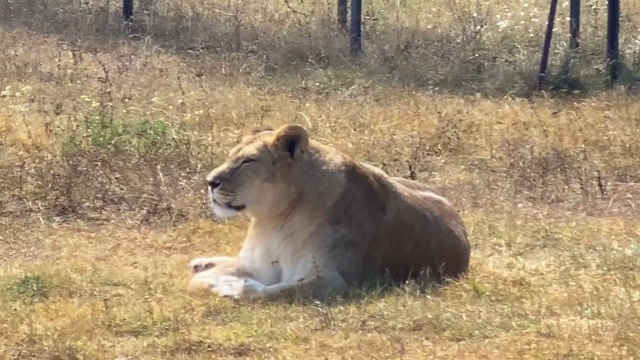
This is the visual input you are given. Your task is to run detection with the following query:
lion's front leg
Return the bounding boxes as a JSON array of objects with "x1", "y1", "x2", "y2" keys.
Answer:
[
  {"x1": 211, "y1": 277, "x2": 269, "y2": 300},
  {"x1": 212, "y1": 272, "x2": 347, "y2": 301}
]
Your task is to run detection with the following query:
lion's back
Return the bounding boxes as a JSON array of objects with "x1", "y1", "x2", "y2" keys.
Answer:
[{"x1": 324, "y1": 161, "x2": 471, "y2": 281}]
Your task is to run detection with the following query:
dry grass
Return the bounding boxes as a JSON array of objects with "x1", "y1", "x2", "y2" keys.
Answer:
[{"x1": 1, "y1": 0, "x2": 639, "y2": 359}]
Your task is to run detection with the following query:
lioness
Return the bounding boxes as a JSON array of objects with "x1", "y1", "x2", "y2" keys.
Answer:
[{"x1": 188, "y1": 124, "x2": 471, "y2": 301}]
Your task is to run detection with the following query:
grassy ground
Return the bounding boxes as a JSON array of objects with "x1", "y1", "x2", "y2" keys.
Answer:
[{"x1": 1, "y1": 0, "x2": 639, "y2": 359}]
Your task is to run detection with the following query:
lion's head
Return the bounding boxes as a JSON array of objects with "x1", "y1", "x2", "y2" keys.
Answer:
[{"x1": 206, "y1": 124, "x2": 310, "y2": 219}]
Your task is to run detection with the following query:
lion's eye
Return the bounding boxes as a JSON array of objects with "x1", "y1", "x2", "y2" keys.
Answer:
[{"x1": 239, "y1": 158, "x2": 256, "y2": 167}]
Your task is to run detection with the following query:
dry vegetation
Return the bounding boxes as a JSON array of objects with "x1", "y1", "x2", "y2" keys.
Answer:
[{"x1": 1, "y1": 0, "x2": 639, "y2": 358}]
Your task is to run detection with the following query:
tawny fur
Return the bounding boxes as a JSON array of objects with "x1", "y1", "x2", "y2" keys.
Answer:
[{"x1": 188, "y1": 124, "x2": 471, "y2": 301}]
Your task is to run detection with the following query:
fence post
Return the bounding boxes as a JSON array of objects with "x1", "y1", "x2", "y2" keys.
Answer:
[
  {"x1": 338, "y1": 0, "x2": 348, "y2": 31},
  {"x1": 537, "y1": 0, "x2": 559, "y2": 88},
  {"x1": 607, "y1": 0, "x2": 620, "y2": 83},
  {"x1": 350, "y1": 0, "x2": 362, "y2": 54},
  {"x1": 569, "y1": 0, "x2": 580, "y2": 50},
  {"x1": 123, "y1": 0, "x2": 133, "y2": 21}
]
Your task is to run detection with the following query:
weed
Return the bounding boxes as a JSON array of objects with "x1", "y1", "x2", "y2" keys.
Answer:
[{"x1": 6, "y1": 274, "x2": 51, "y2": 302}]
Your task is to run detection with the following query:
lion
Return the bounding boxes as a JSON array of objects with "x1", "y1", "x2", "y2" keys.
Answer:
[{"x1": 188, "y1": 124, "x2": 471, "y2": 301}]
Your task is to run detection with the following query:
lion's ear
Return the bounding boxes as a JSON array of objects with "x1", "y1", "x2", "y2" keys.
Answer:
[{"x1": 272, "y1": 124, "x2": 309, "y2": 159}]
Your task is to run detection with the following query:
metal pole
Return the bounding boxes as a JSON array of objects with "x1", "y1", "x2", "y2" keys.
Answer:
[
  {"x1": 350, "y1": 0, "x2": 362, "y2": 54},
  {"x1": 607, "y1": 0, "x2": 620, "y2": 82},
  {"x1": 569, "y1": 0, "x2": 580, "y2": 50},
  {"x1": 123, "y1": 0, "x2": 133, "y2": 21},
  {"x1": 537, "y1": 0, "x2": 559, "y2": 88},
  {"x1": 338, "y1": 0, "x2": 348, "y2": 31}
]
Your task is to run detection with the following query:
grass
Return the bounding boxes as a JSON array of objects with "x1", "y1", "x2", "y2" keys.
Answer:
[{"x1": 1, "y1": 0, "x2": 639, "y2": 358}]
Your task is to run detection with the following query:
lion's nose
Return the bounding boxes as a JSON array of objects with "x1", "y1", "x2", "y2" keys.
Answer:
[{"x1": 208, "y1": 179, "x2": 221, "y2": 189}]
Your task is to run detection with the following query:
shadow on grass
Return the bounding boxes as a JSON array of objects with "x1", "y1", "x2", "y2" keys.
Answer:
[{"x1": 261, "y1": 273, "x2": 458, "y2": 308}]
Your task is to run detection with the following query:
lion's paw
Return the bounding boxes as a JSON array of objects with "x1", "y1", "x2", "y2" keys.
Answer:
[
  {"x1": 189, "y1": 257, "x2": 226, "y2": 274},
  {"x1": 212, "y1": 277, "x2": 266, "y2": 301}
]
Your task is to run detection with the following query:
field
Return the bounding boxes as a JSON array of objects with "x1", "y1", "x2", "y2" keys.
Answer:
[{"x1": 1, "y1": 0, "x2": 639, "y2": 358}]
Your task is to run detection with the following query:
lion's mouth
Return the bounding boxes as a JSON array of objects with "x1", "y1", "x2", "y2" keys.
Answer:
[{"x1": 213, "y1": 198, "x2": 246, "y2": 212}]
